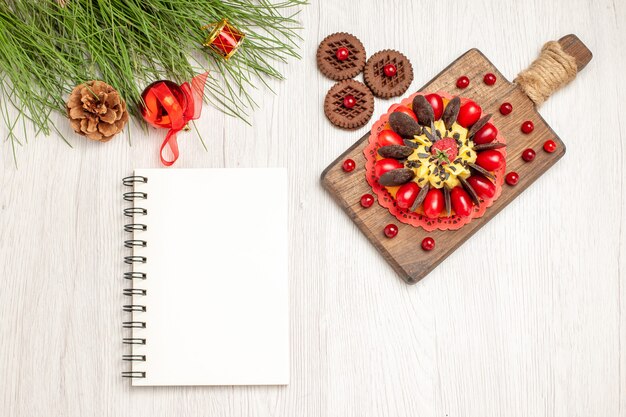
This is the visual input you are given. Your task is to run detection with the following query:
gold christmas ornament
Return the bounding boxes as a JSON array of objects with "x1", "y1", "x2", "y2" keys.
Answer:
[
  {"x1": 66, "y1": 80, "x2": 128, "y2": 142},
  {"x1": 201, "y1": 18, "x2": 245, "y2": 60}
]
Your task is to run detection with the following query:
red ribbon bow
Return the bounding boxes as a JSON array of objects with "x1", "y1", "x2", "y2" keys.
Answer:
[{"x1": 141, "y1": 72, "x2": 209, "y2": 166}]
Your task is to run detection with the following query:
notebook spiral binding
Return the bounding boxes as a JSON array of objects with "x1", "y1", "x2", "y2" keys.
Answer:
[{"x1": 122, "y1": 175, "x2": 148, "y2": 379}]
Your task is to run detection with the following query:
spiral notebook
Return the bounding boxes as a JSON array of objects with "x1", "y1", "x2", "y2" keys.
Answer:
[{"x1": 122, "y1": 168, "x2": 289, "y2": 386}]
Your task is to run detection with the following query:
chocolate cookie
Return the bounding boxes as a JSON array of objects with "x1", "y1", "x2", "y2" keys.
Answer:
[
  {"x1": 324, "y1": 79, "x2": 374, "y2": 130},
  {"x1": 364, "y1": 50, "x2": 413, "y2": 98},
  {"x1": 316, "y1": 32, "x2": 366, "y2": 81}
]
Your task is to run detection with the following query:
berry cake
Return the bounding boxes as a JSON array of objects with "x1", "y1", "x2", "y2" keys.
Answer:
[{"x1": 364, "y1": 91, "x2": 507, "y2": 231}]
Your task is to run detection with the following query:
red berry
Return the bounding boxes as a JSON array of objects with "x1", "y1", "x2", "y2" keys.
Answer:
[
  {"x1": 360, "y1": 194, "x2": 374, "y2": 208},
  {"x1": 505, "y1": 172, "x2": 519, "y2": 186},
  {"x1": 499, "y1": 102, "x2": 512, "y2": 115},
  {"x1": 430, "y1": 137, "x2": 458, "y2": 162},
  {"x1": 421, "y1": 237, "x2": 435, "y2": 251},
  {"x1": 383, "y1": 64, "x2": 397, "y2": 77},
  {"x1": 342, "y1": 159, "x2": 356, "y2": 172},
  {"x1": 456, "y1": 75, "x2": 470, "y2": 89},
  {"x1": 335, "y1": 47, "x2": 349, "y2": 61},
  {"x1": 343, "y1": 95, "x2": 356, "y2": 109},
  {"x1": 521, "y1": 148, "x2": 536, "y2": 162},
  {"x1": 543, "y1": 140, "x2": 557, "y2": 153},
  {"x1": 521, "y1": 120, "x2": 534, "y2": 134},
  {"x1": 484, "y1": 73, "x2": 497, "y2": 85},
  {"x1": 383, "y1": 224, "x2": 398, "y2": 238}
]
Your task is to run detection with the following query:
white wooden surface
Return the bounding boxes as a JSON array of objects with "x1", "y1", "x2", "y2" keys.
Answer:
[{"x1": 1, "y1": 0, "x2": 624, "y2": 416}]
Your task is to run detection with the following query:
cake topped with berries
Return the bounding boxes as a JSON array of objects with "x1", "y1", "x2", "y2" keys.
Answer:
[{"x1": 364, "y1": 91, "x2": 507, "y2": 231}]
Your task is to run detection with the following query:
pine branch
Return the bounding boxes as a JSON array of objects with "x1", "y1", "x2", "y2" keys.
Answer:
[{"x1": 0, "y1": 0, "x2": 305, "y2": 154}]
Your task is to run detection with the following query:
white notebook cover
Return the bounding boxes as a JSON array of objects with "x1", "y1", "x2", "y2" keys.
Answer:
[{"x1": 128, "y1": 168, "x2": 289, "y2": 386}]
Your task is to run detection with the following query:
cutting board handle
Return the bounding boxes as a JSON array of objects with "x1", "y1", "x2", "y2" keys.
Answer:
[
  {"x1": 515, "y1": 34, "x2": 592, "y2": 106},
  {"x1": 557, "y1": 34, "x2": 593, "y2": 72}
]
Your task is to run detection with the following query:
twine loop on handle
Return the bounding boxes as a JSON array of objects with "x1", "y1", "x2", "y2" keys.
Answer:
[{"x1": 514, "y1": 41, "x2": 578, "y2": 107}]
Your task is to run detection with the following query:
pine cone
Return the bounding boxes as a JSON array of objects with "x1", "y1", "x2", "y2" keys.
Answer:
[{"x1": 66, "y1": 80, "x2": 128, "y2": 142}]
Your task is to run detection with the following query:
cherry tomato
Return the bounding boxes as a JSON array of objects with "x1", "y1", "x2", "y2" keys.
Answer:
[
  {"x1": 396, "y1": 182, "x2": 420, "y2": 209},
  {"x1": 472, "y1": 122, "x2": 498, "y2": 144},
  {"x1": 475, "y1": 150, "x2": 505, "y2": 171},
  {"x1": 422, "y1": 188, "x2": 444, "y2": 218},
  {"x1": 393, "y1": 105, "x2": 418, "y2": 123},
  {"x1": 450, "y1": 186, "x2": 473, "y2": 217},
  {"x1": 465, "y1": 175, "x2": 496, "y2": 199},
  {"x1": 378, "y1": 129, "x2": 404, "y2": 147},
  {"x1": 457, "y1": 101, "x2": 482, "y2": 128},
  {"x1": 424, "y1": 93, "x2": 444, "y2": 120},
  {"x1": 374, "y1": 158, "x2": 403, "y2": 178}
]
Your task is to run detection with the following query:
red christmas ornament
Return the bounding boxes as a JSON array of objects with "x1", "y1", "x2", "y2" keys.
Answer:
[
  {"x1": 421, "y1": 237, "x2": 435, "y2": 251},
  {"x1": 202, "y1": 19, "x2": 245, "y2": 60},
  {"x1": 483, "y1": 73, "x2": 497, "y2": 85},
  {"x1": 383, "y1": 224, "x2": 398, "y2": 238},
  {"x1": 360, "y1": 194, "x2": 374, "y2": 208},
  {"x1": 383, "y1": 63, "x2": 397, "y2": 77},
  {"x1": 343, "y1": 95, "x2": 356, "y2": 108},
  {"x1": 335, "y1": 47, "x2": 349, "y2": 61},
  {"x1": 543, "y1": 140, "x2": 557, "y2": 153},
  {"x1": 342, "y1": 159, "x2": 356, "y2": 172},
  {"x1": 456, "y1": 75, "x2": 470, "y2": 89},
  {"x1": 141, "y1": 73, "x2": 209, "y2": 166}
]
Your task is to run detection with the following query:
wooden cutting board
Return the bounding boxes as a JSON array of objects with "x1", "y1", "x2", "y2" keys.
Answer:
[{"x1": 321, "y1": 34, "x2": 592, "y2": 284}]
